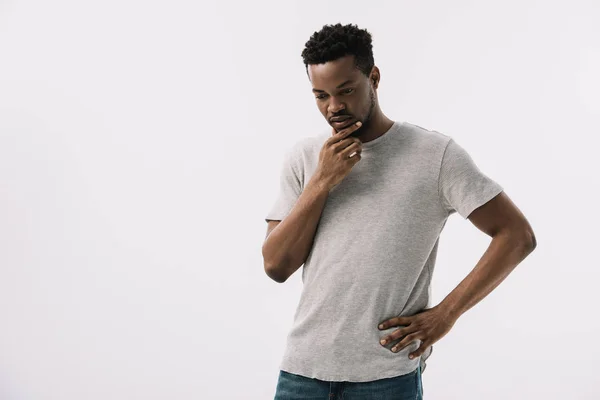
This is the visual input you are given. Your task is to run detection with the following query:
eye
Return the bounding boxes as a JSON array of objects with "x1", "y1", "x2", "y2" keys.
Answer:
[
  {"x1": 342, "y1": 88, "x2": 354, "y2": 94},
  {"x1": 315, "y1": 94, "x2": 328, "y2": 100}
]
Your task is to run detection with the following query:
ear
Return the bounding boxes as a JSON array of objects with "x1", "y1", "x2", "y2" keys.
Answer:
[
  {"x1": 370, "y1": 76, "x2": 379, "y2": 90},
  {"x1": 369, "y1": 67, "x2": 380, "y2": 89}
]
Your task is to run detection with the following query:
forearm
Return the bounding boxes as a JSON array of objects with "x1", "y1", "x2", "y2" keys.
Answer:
[
  {"x1": 262, "y1": 174, "x2": 330, "y2": 282},
  {"x1": 438, "y1": 230, "x2": 536, "y2": 320}
]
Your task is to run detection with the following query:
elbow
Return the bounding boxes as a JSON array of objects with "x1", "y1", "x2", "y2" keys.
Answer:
[
  {"x1": 498, "y1": 225, "x2": 537, "y2": 257},
  {"x1": 508, "y1": 217, "x2": 537, "y2": 254},
  {"x1": 521, "y1": 219, "x2": 537, "y2": 252},
  {"x1": 516, "y1": 227, "x2": 537, "y2": 255},
  {"x1": 526, "y1": 229, "x2": 537, "y2": 252},
  {"x1": 264, "y1": 265, "x2": 288, "y2": 283},
  {"x1": 262, "y1": 246, "x2": 289, "y2": 283},
  {"x1": 263, "y1": 256, "x2": 289, "y2": 283}
]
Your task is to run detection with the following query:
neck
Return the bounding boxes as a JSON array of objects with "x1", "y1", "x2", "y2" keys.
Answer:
[{"x1": 357, "y1": 111, "x2": 394, "y2": 143}]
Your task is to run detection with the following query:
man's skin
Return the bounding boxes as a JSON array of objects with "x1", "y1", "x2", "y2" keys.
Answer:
[{"x1": 263, "y1": 54, "x2": 537, "y2": 361}]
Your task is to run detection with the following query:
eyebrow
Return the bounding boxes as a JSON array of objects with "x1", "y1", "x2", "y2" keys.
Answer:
[{"x1": 312, "y1": 79, "x2": 354, "y2": 93}]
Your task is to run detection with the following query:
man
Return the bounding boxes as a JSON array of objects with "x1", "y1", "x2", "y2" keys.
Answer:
[{"x1": 262, "y1": 23, "x2": 536, "y2": 399}]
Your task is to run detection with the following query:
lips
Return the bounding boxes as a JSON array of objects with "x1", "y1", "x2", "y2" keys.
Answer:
[
  {"x1": 331, "y1": 117, "x2": 354, "y2": 128},
  {"x1": 330, "y1": 116, "x2": 351, "y2": 123}
]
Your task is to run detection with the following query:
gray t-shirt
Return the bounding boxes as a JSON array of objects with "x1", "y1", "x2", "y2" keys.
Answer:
[{"x1": 265, "y1": 121, "x2": 504, "y2": 382}]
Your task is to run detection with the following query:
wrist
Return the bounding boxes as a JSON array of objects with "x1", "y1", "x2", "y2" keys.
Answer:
[
  {"x1": 308, "y1": 171, "x2": 332, "y2": 194},
  {"x1": 437, "y1": 298, "x2": 463, "y2": 323}
]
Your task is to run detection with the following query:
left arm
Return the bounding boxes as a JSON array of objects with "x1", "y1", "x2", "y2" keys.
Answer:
[
  {"x1": 439, "y1": 190, "x2": 536, "y2": 320},
  {"x1": 378, "y1": 191, "x2": 537, "y2": 358}
]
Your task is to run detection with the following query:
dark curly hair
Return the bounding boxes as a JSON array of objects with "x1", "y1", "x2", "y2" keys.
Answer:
[{"x1": 301, "y1": 23, "x2": 375, "y2": 77}]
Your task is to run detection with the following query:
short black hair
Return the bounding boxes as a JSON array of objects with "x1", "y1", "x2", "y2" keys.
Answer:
[{"x1": 301, "y1": 23, "x2": 375, "y2": 77}]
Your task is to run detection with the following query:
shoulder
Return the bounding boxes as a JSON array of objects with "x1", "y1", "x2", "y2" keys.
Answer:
[
  {"x1": 296, "y1": 131, "x2": 329, "y2": 152},
  {"x1": 287, "y1": 131, "x2": 329, "y2": 162},
  {"x1": 399, "y1": 121, "x2": 454, "y2": 157},
  {"x1": 402, "y1": 121, "x2": 452, "y2": 144},
  {"x1": 278, "y1": 131, "x2": 328, "y2": 176}
]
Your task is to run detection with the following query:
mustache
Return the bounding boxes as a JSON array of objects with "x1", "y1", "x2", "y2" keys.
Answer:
[{"x1": 329, "y1": 113, "x2": 353, "y2": 122}]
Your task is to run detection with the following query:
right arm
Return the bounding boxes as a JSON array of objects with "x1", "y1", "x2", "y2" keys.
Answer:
[
  {"x1": 262, "y1": 121, "x2": 364, "y2": 283},
  {"x1": 262, "y1": 175, "x2": 331, "y2": 283}
]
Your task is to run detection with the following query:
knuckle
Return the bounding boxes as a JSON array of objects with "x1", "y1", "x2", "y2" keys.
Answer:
[
  {"x1": 403, "y1": 334, "x2": 416, "y2": 343},
  {"x1": 392, "y1": 329, "x2": 404, "y2": 340}
]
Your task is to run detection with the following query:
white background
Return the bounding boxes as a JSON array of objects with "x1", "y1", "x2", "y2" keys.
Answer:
[{"x1": 1, "y1": 1, "x2": 598, "y2": 399}]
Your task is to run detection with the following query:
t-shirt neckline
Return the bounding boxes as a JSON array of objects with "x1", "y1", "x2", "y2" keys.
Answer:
[{"x1": 360, "y1": 121, "x2": 404, "y2": 151}]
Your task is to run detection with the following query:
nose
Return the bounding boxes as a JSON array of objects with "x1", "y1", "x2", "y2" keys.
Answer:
[{"x1": 327, "y1": 96, "x2": 346, "y2": 114}]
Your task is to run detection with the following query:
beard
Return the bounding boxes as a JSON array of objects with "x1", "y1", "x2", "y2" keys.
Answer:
[{"x1": 350, "y1": 88, "x2": 376, "y2": 138}]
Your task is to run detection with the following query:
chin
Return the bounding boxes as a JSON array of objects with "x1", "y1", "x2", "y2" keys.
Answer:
[
  {"x1": 332, "y1": 120, "x2": 363, "y2": 134},
  {"x1": 350, "y1": 129, "x2": 363, "y2": 137}
]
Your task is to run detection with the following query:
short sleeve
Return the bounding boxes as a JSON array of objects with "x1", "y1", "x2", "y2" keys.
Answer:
[
  {"x1": 265, "y1": 146, "x2": 303, "y2": 222},
  {"x1": 438, "y1": 138, "x2": 504, "y2": 219}
]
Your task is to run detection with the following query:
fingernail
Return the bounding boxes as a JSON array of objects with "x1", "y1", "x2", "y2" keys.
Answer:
[
  {"x1": 409, "y1": 355, "x2": 414, "y2": 359},
  {"x1": 356, "y1": 121, "x2": 362, "y2": 126},
  {"x1": 378, "y1": 324, "x2": 384, "y2": 329},
  {"x1": 380, "y1": 339, "x2": 386, "y2": 345}
]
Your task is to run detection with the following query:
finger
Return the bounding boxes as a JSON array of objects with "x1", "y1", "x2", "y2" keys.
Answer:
[
  {"x1": 333, "y1": 137, "x2": 362, "y2": 153},
  {"x1": 391, "y1": 332, "x2": 422, "y2": 353},
  {"x1": 349, "y1": 151, "x2": 362, "y2": 163},
  {"x1": 336, "y1": 120, "x2": 362, "y2": 136},
  {"x1": 379, "y1": 316, "x2": 412, "y2": 330},
  {"x1": 340, "y1": 141, "x2": 362, "y2": 158},
  {"x1": 409, "y1": 341, "x2": 431, "y2": 359},
  {"x1": 379, "y1": 325, "x2": 417, "y2": 345},
  {"x1": 327, "y1": 121, "x2": 362, "y2": 143},
  {"x1": 348, "y1": 149, "x2": 361, "y2": 159}
]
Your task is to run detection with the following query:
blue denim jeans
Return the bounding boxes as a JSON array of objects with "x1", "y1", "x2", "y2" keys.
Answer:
[{"x1": 274, "y1": 365, "x2": 423, "y2": 399}]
